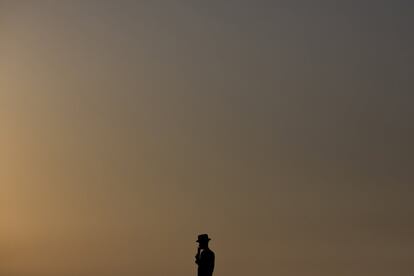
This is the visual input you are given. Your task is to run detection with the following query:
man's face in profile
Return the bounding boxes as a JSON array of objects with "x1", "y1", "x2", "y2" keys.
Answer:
[{"x1": 197, "y1": 241, "x2": 208, "y2": 249}]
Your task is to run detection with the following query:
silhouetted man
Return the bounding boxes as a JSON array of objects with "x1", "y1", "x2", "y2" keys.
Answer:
[{"x1": 195, "y1": 234, "x2": 215, "y2": 276}]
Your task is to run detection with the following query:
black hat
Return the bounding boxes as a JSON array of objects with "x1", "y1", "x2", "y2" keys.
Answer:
[{"x1": 196, "y1": 234, "x2": 211, "y2": 243}]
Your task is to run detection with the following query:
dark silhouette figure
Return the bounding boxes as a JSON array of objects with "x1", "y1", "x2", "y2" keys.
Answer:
[{"x1": 195, "y1": 234, "x2": 215, "y2": 276}]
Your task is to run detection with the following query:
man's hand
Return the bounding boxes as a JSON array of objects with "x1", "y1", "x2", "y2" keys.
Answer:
[{"x1": 195, "y1": 247, "x2": 201, "y2": 264}]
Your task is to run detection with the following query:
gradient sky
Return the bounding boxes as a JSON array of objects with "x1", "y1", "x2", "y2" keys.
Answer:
[{"x1": 1, "y1": 1, "x2": 413, "y2": 276}]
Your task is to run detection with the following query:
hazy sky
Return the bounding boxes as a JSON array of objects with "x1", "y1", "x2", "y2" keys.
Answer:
[{"x1": 1, "y1": 1, "x2": 413, "y2": 276}]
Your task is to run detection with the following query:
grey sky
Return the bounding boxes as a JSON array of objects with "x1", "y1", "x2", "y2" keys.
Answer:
[{"x1": 1, "y1": 1, "x2": 413, "y2": 276}]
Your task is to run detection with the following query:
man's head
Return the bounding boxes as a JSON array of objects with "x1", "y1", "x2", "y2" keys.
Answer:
[{"x1": 196, "y1": 234, "x2": 211, "y2": 249}]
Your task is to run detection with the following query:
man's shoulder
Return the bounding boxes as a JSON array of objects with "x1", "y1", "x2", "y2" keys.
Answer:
[{"x1": 204, "y1": 249, "x2": 215, "y2": 256}]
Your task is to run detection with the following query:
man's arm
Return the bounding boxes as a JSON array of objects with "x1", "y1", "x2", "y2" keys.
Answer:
[
  {"x1": 195, "y1": 248, "x2": 201, "y2": 264},
  {"x1": 209, "y1": 251, "x2": 215, "y2": 273}
]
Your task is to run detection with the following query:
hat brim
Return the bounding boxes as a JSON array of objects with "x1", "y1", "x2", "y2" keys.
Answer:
[{"x1": 196, "y1": 238, "x2": 211, "y2": 242}]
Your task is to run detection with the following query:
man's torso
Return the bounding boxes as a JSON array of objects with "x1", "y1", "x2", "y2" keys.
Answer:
[{"x1": 197, "y1": 249, "x2": 215, "y2": 276}]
